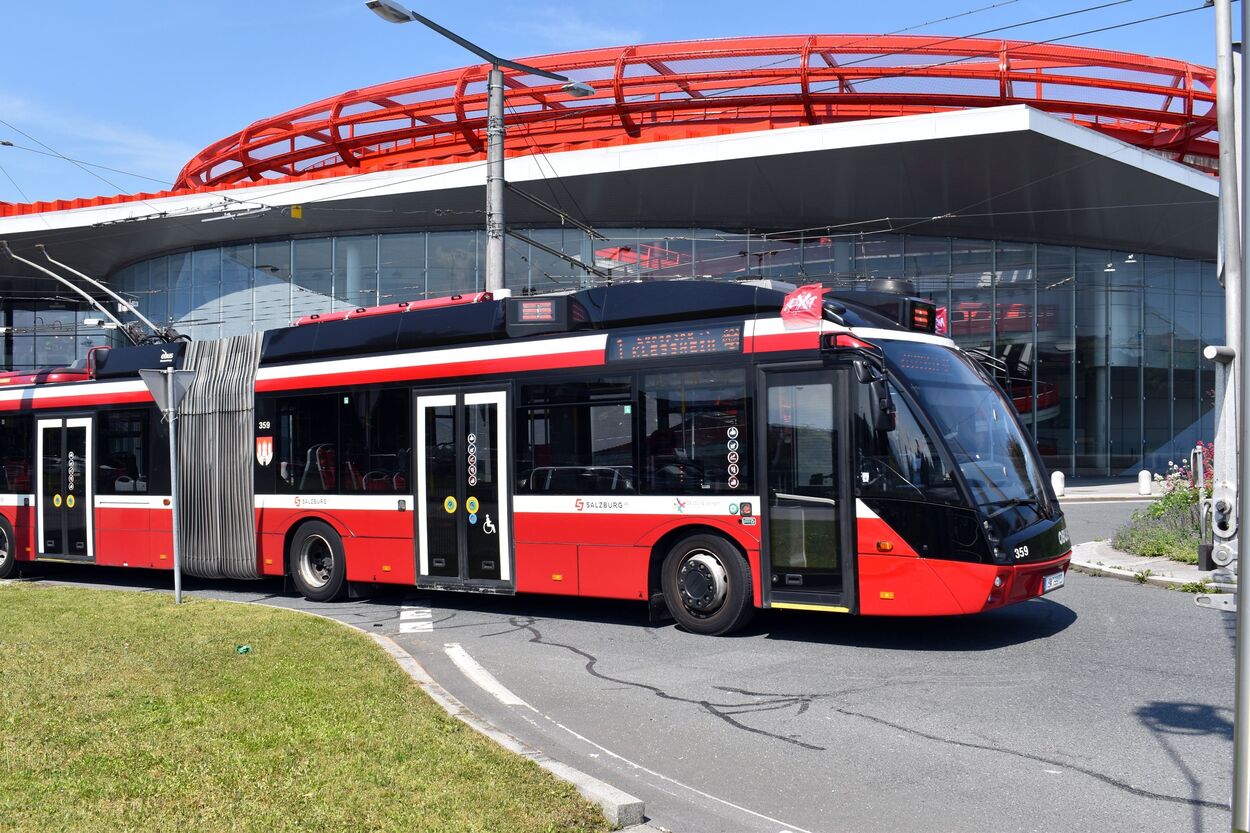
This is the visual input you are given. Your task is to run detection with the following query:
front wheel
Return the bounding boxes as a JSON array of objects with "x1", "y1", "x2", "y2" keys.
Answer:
[
  {"x1": 661, "y1": 534, "x2": 755, "y2": 636},
  {"x1": 289, "y1": 521, "x2": 347, "y2": 602}
]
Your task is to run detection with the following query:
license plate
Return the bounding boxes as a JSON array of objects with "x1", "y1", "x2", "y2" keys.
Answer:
[{"x1": 1042, "y1": 572, "x2": 1065, "y2": 593}]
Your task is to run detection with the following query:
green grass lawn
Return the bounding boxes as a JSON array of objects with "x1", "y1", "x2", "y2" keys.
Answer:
[{"x1": 0, "y1": 584, "x2": 608, "y2": 833}]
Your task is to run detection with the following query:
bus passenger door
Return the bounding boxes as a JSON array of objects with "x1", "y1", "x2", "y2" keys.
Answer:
[
  {"x1": 35, "y1": 417, "x2": 94, "y2": 561},
  {"x1": 760, "y1": 369, "x2": 854, "y2": 612},
  {"x1": 414, "y1": 389, "x2": 513, "y2": 591}
]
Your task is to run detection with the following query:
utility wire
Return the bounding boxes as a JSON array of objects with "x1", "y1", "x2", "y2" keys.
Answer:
[{"x1": 0, "y1": 142, "x2": 173, "y2": 186}]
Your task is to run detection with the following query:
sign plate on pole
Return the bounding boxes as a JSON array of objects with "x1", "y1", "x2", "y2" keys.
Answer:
[{"x1": 139, "y1": 368, "x2": 196, "y2": 415}]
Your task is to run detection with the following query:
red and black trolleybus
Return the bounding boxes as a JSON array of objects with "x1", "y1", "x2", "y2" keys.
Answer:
[{"x1": 0, "y1": 279, "x2": 1070, "y2": 635}]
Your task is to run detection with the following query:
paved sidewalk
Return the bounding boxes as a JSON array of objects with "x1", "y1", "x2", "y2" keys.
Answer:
[
  {"x1": 1058, "y1": 479, "x2": 1157, "y2": 502},
  {"x1": 1070, "y1": 540, "x2": 1236, "y2": 592}
]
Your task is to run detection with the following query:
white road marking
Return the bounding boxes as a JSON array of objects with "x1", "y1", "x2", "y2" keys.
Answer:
[
  {"x1": 399, "y1": 604, "x2": 434, "y2": 633},
  {"x1": 539, "y1": 714, "x2": 818, "y2": 833},
  {"x1": 443, "y1": 642, "x2": 533, "y2": 709}
]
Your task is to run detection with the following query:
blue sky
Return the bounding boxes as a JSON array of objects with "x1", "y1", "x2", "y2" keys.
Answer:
[{"x1": 0, "y1": 0, "x2": 1230, "y2": 203}]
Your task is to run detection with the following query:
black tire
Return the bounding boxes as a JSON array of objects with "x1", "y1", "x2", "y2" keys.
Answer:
[
  {"x1": 0, "y1": 517, "x2": 16, "y2": 580},
  {"x1": 288, "y1": 521, "x2": 347, "y2": 602},
  {"x1": 660, "y1": 533, "x2": 755, "y2": 636}
]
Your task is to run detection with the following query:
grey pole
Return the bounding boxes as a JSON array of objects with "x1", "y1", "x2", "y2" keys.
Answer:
[
  {"x1": 1232, "y1": 0, "x2": 1250, "y2": 828},
  {"x1": 1214, "y1": 0, "x2": 1243, "y2": 567},
  {"x1": 485, "y1": 65, "x2": 506, "y2": 294},
  {"x1": 166, "y1": 369, "x2": 183, "y2": 605}
]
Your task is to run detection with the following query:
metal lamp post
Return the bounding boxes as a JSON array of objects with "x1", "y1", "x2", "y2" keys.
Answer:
[{"x1": 365, "y1": 0, "x2": 595, "y2": 293}]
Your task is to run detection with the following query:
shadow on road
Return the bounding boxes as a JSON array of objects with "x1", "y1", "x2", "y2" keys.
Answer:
[
  {"x1": 19, "y1": 562, "x2": 1076, "y2": 649},
  {"x1": 1136, "y1": 701, "x2": 1234, "y2": 831},
  {"x1": 752, "y1": 597, "x2": 1077, "y2": 650}
]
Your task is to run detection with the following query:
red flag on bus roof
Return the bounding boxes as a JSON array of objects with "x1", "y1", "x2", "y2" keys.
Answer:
[{"x1": 780, "y1": 284, "x2": 828, "y2": 328}]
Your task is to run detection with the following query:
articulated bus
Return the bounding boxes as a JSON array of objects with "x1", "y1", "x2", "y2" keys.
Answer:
[{"x1": 0, "y1": 280, "x2": 1070, "y2": 635}]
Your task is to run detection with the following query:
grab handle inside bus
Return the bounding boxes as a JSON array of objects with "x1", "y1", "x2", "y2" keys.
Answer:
[{"x1": 854, "y1": 358, "x2": 896, "y2": 433}]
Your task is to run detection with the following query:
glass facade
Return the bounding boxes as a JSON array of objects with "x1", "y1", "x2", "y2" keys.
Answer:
[{"x1": 0, "y1": 228, "x2": 1219, "y2": 479}]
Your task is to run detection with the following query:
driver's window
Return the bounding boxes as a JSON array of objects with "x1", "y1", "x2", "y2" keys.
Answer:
[{"x1": 854, "y1": 383, "x2": 958, "y2": 504}]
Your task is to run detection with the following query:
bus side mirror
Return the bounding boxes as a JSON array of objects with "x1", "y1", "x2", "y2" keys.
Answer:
[{"x1": 854, "y1": 360, "x2": 896, "y2": 432}]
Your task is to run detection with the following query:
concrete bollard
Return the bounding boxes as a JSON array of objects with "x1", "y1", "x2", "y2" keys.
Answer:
[
  {"x1": 1138, "y1": 470, "x2": 1152, "y2": 495},
  {"x1": 1051, "y1": 470, "x2": 1065, "y2": 497}
]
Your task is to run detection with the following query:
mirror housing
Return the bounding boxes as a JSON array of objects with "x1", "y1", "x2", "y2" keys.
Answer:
[{"x1": 854, "y1": 359, "x2": 897, "y2": 432}]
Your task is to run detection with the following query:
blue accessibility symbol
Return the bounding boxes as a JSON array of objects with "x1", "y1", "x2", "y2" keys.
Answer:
[{"x1": 469, "y1": 513, "x2": 478, "y2": 525}]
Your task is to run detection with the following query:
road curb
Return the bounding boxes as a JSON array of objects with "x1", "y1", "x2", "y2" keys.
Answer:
[
  {"x1": 1070, "y1": 542, "x2": 1237, "y2": 593},
  {"x1": 1058, "y1": 495, "x2": 1155, "y2": 503},
  {"x1": 370, "y1": 633, "x2": 647, "y2": 829}
]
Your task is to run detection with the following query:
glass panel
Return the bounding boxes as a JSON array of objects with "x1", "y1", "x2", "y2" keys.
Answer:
[
  {"x1": 275, "y1": 394, "x2": 339, "y2": 493},
  {"x1": 41, "y1": 426, "x2": 63, "y2": 553},
  {"x1": 1143, "y1": 256, "x2": 1173, "y2": 472},
  {"x1": 1108, "y1": 252, "x2": 1142, "y2": 472},
  {"x1": 854, "y1": 382, "x2": 959, "y2": 505},
  {"x1": 1035, "y1": 245, "x2": 1074, "y2": 474},
  {"x1": 254, "y1": 240, "x2": 292, "y2": 331},
  {"x1": 65, "y1": 425, "x2": 88, "y2": 555},
  {"x1": 465, "y1": 402, "x2": 501, "y2": 580},
  {"x1": 146, "y1": 256, "x2": 170, "y2": 329},
  {"x1": 522, "y1": 228, "x2": 591, "y2": 292},
  {"x1": 766, "y1": 375, "x2": 839, "y2": 592},
  {"x1": 690, "y1": 231, "x2": 746, "y2": 280},
  {"x1": 518, "y1": 405, "x2": 635, "y2": 493},
  {"x1": 949, "y1": 239, "x2": 994, "y2": 356},
  {"x1": 902, "y1": 235, "x2": 950, "y2": 309},
  {"x1": 801, "y1": 231, "x2": 854, "y2": 280},
  {"x1": 168, "y1": 252, "x2": 194, "y2": 328},
  {"x1": 1074, "y1": 248, "x2": 1110, "y2": 476},
  {"x1": 291, "y1": 238, "x2": 333, "y2": 321},
  {"x1": 757, "y1": 234, "x2": 804, "y2": 279},
  {"x1": 190, "y1": 248, "x2": 222, "y2": 341},
  {"x1": 638, "y1": 229, "x2": 693, "y2": 279},
  {"x1": 0, "y1": 416, "x2": 32, "y2": 493},
  {"x1": 423, "y1": 403, "x2": 458, "y2": 578},
  {"x1": 1200, "y1": 261, "x2": 1223, "y2": 442},
  {"x1": 335, "y1": 235, "x2": 378, "y2": 310},
  {"x1": 642, "y1": 368, "x2": 750, "y2": 493},
  {"x1": 221, "y1": 244, "x2": 254, "y2": 338},
  {"x1": 427, "y1": 231, "x2": 479, "y2": 298},
  {"x1": 994, "y1": 242, "x2": 1036, "y2": 433},
  {"x1": 1173, "y1": 259, "x2": 1201, "y2": 455},
  {"x1": 379, "y1": 233, "x2": 426, "y2": 303},
  {"x1": 855, "y1": 234, "x2": 902, "y2": 282},
  {"x1": 97, "y1": 410, "x2": 149, "y2": 494},
  {"x1": 340, "y1": 389, "x2": 410, "y2": 493}
]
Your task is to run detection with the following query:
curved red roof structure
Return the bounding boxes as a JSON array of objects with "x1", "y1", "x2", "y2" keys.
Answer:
[
  {"x1": 0, "y1": 34, "x2": 1218, "y2": 218},
  {"x1": 176, "y1": 34, "x2": 1217, "y2": 191}
]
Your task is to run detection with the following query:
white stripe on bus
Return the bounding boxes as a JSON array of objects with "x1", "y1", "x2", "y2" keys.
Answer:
[
  {"x1": 254, "y1": 494, "x2": 415, "y2": 511},
  {"x1": 513, "y1": 494, "x2": 761, "y2": 516}
]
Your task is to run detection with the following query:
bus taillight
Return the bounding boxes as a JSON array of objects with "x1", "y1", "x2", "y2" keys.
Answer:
[{"x1": 822, "y1": 333, "x2": 878, "y2": 351}]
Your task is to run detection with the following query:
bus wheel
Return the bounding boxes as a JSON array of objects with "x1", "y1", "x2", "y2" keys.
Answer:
[
  {"x1": 0, "y1": 517, "x2": 15, "y2": 580},
  {"x1": 289, "y1": 521, "x2": 347, "y2": 602},
  {"x1": 661, "y1": 534, "x2": 754, "y2": 636}
]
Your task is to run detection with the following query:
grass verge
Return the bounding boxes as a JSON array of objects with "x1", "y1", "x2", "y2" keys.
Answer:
[{"x1": 0, "y1": 584, "x2": 608, "y2": 833}]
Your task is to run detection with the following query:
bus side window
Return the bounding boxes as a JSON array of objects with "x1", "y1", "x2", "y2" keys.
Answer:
[
  {"x1": 97, "y1": 409, "x2": 150, "y2": 494},
  {"x1": 339, "y1": 389, "x2": 411, "y2": 493},
  {"x1": 516, "y1": 378, "x2": 635, "y2": 494},
  {"x1": 641, "y1": 367, "x2": 750, "y2": 494},
  {"x1": 853, "y1": 383, "x2": 957, "y2": 504},
  {"x1": 0, "y1": 415, "x2": 32, "y2": 494},
  {"x1": 275, "y1": 394, "x2": 339, "y2": 493}
]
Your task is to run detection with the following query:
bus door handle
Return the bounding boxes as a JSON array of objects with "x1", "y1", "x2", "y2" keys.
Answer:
[{"x1": 774, "y1": 493, "x2": 837, "y2": 507}]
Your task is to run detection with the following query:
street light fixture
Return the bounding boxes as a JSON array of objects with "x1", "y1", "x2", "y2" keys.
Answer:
[{"x1": 365, "y1": 1, "x2": 596, "y2": 292}]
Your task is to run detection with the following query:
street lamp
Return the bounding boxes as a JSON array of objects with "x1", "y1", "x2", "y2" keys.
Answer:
[{"x1": 365, "y1": 0, "x2": 595, "y2": 293}]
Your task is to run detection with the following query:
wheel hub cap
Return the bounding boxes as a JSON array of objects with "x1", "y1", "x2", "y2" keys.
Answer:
[
  {"x1": 678, "y1": 551, "x2": 728, "y2": 613},
  {"x1": 298, "y1": 535, "x2": 333, "y2": 589}
]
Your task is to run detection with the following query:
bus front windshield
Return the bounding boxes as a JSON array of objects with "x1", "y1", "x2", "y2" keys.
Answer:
[{"x1": 883, "y1": 341, "x2": 1050, "y2": 537}]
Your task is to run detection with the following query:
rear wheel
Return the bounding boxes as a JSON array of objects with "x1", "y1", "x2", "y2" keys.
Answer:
[
  {"x1": 289, "y1": 521, "x2": 347, "y2": 602},
  {"x1": 0, "y1": 517, "x2": 16, "y2": 580},
  {"x1": 661, "y1": 534, "x2": 754, "y2": 636}
]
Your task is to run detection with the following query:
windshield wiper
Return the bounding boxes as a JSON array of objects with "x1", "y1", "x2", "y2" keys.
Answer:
[{"x1": 982, "y1": 497, "x2": 1042, "y2": 522}]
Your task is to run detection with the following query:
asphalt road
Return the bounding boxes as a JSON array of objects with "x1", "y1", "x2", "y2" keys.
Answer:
[{"x1": 16, "y1": 500, "x2": 1233, "y2": 833}]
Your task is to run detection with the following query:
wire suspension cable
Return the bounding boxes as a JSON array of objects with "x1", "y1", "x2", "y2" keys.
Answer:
[{"x1": 39, "y1": 245, "x2": 165, "y2": 338}]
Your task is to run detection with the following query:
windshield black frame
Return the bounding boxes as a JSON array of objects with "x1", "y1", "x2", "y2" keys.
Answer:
[{"x1": 880, "y1": 340, "x2": 1056, "y2": 539}]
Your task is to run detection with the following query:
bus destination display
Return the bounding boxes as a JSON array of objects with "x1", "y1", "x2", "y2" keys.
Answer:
[{"x1": 609, "y1": 324, "x2": 743, "y2": 361}]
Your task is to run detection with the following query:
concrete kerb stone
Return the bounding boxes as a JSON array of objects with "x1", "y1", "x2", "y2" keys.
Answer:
[
  {"x1": 1070, "y1": 540, "x2": 1237, "y2": 593},
  {"x1": 369, "y1": 633, "x2": 647, "y2": 829},
  {"x1": 187, "y1": 595, "x2": 648, "y2": 830}
]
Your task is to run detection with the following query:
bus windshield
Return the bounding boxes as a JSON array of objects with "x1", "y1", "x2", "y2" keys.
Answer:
[{"x1": 882, "y1": 341, "x2": 1050, "y2": 537}]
